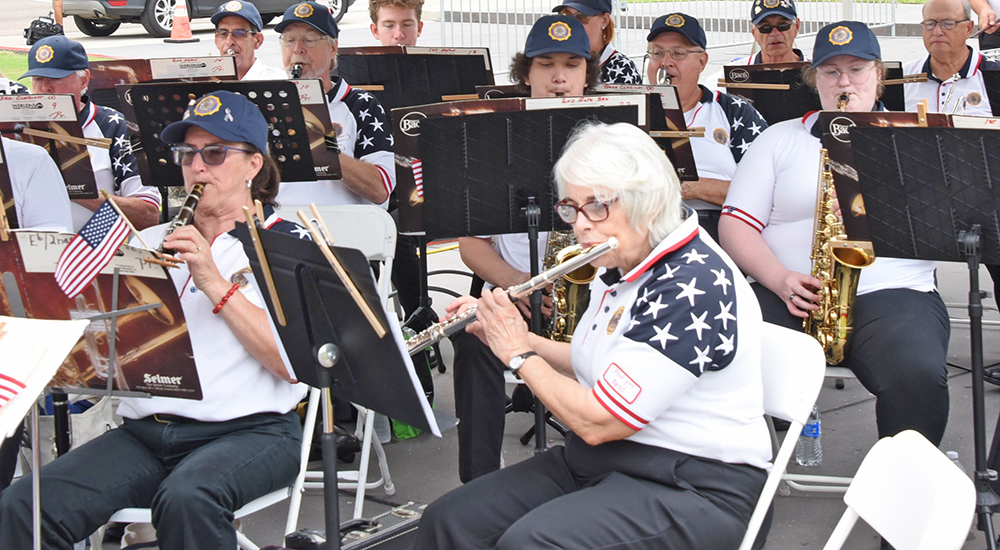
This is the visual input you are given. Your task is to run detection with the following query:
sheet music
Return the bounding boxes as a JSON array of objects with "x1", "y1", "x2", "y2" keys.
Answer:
[
  {"x1": 15, "y1": 231, "x2": 167, "y2": 279},
  {"x1": 524, "y1": 94, "x2": 647, "y2": 125}
]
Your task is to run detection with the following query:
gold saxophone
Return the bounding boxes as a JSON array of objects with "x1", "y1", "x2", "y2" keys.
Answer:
[
  {"x1": 545, "y1": 231, "x2": 596, "y2": 342},
  {"x1": 804, "y1": 93, "x2": 875, "y2": 364}
]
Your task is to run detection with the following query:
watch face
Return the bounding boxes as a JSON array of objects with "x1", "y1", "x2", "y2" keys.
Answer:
[{"x1": 509, "y1": 356, "x2": 523, "y2": 370}]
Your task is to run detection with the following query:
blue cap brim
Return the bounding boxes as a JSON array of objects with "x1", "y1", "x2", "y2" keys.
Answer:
[
  {"x1": 274, "y1": 18, "x2": 334, "y2": 36},
  {"x1": 752, "y1": 10, "x2": 795, "y2": 25},
  {"x1": 526, "y1": 45, "x2": 591, "y2": 59},
  {"x1": 811, "y1": 51, "x2": 878, "y2": 68},
  {"x1": 161, "y1": 119, "x2": 260, "y2": 151},
  {"x1": 646, "y1": 27, "x2": 703, "y2": 48},
  {"x1": 211, "y1": 11, "x2": 260, "y2": 31},
  {"x1": 552, "y1": 2, "x2": 603, "y2": 15},
  {"x1": 20, "y1": 67, "x2": 77, "y2": 80}
]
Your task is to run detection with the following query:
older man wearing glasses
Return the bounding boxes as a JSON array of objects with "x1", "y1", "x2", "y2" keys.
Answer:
[
  {"x1": 646, "y1": 13, "x2": 767, "y2": 241},
  {"x1": 212, "y1": 0, "x2": 287, "y2": 81},
  {"x1": 274, "y1": 1, "x2": 395, "y2": 208},
  {"x1": 903, "y1": 0, "x2": 999, "y2": 115}
]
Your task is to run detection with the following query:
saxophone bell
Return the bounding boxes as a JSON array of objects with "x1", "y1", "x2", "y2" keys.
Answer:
[{"x1": 290, "y1": 63, "x2": 303, "y2": 78}]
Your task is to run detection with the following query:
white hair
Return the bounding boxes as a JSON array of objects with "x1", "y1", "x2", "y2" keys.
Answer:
[{"x1": 553, "y1": 121, "x2": 684, "y2": 247}]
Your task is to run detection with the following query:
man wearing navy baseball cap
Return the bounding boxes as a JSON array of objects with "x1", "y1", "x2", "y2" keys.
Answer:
[
  {"x1": 20, "y1": 35, "x2": 161, "y2": 232},
  {"x1": 212, "y1": 0, "x2": 286, "y2": 81},
  {"x1": 645, "y1": 13, "x2": 767, "y2": 242},
  {"x1": 748, "y1": 0, "x2": 804, "y2": 65},
  {"x1": 551, "y1": 0, "x2": 641, "y2": 84},
  {"x1": 509, "y1": 14, "x2": 597, "y2": 97},
  {"x1": 273, "y1": 2, "x2": 396, "y2": 210}
]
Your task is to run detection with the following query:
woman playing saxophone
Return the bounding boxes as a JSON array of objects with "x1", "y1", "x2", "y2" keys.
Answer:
[{"x1": 719, "y1": 22, "x2": 950, "y2": 446}]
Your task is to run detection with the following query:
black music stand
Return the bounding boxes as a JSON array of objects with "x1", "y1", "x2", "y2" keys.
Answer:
[
  {"x1": 413, "y1": 104, "x2": 640, "y2": 451},
  {"x1": 719, "y1": 62, "x2": 819, "y2": 124},
  {"x1": 850, "y1": 125, "x2": 1000, "y2": 550},
  {"x1": 236, "y1": 224, "x2": 445, "y2": 550}
]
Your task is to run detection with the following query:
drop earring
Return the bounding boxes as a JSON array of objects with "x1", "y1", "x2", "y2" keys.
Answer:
[{"x1": 246, "y1": 179, "x2": 252, "y2": 188}]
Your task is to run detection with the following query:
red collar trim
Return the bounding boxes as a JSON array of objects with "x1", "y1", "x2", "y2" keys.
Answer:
[
  {"x1": 622, "y1": 226, "x2": 698, "y2": 283},
  {"x1": 802, "y1": 110, "x2": 818, "y2": 124},
  {"x1": 82, "y1": 101, "x2": 97, "y2": 128}
]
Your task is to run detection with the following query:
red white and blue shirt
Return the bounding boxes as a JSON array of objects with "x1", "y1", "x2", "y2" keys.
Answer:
[
  {"x1": 903, "y1": 47, "x2": 1000, "y2": 116},
  {"x1": 73, "y1": 98, "x2": 162, "y2": 231},
  {"x1": 570, "y1": 212, "x2": 771, "y2": 469},
  {"x1": 600, "y1": 44, "x2": 641, "y2": 85},
  {"x1": 686, "y1": 85, "x2": 768, "y2": 211},
  {"x1": 275, "y1": 77, "x2": 395, "y2": 208}
]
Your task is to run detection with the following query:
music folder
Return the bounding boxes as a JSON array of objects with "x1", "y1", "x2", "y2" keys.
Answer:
[
  {"x1": 236, "y1": 223, "x2": 441, "y2": 435},
  {"x1": 720, "y1": 62, "x2": 818, "y2": 124}
]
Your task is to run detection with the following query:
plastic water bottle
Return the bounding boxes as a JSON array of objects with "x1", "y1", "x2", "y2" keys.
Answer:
[{"x1": 796, "y1": 406, "x2": 823, "y2": 466}]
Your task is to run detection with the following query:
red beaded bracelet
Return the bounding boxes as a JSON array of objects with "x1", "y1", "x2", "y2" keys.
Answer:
[{"x1": 212, "y1": 283, "x2": 240, "y2": 314}]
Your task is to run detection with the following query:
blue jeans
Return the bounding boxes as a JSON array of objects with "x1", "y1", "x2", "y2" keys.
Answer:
[{"x1": 0, "y1": 410, "x2": 302, "y2": 550}]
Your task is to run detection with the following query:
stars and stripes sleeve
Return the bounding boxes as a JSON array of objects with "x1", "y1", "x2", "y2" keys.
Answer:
[
  {"x1": 96, "y1": 105, "x2": 161, "y2": 208},
  {"x1": 602, "y1": 51, "x2": 642, "y2": 85},
  {"x1": 716, "y1": 92, "x2": 768, "y2": 164},
  {"x1": 345, "y1": 90, "x2": 395, "y2": 199},
  {"x1": 594, "y1": 250, "x2": 740, "y2": 429}
]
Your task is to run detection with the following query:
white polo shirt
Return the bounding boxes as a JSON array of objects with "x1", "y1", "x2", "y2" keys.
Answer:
[
  {"x1": 119, "y1": 213, "x2": 308, "y2": 421},
  {"x1": 722, "y1": 112, "x2": 937, "y2": 295},
  {"x1": 571, "y1": 212, "x2": 770, "y2": 469},
  {"x1": 903, "y1": 47, "x2": 1000, "y2": 115},
  {"x1": 3, "y1": 137, "x2": 73, "y2": 232},
  {"x1": 685, "y1": 86, "x2": 768, "y2": 211},
  {"x1": 242, "y1": 57, "x2": 288, "y2": 81},
  {"x1": 275, "y1": 77, "x2": 396, "y2": 208}
]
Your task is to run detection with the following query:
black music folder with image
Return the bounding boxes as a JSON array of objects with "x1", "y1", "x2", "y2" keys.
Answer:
[{"x1": 236, "y1": 223, "x2": 439, "y2": 435}]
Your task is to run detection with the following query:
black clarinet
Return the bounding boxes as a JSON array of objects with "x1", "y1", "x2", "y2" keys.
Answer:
[{"x1": 158, "y1": 183, "x2": 204, "y2": 258}]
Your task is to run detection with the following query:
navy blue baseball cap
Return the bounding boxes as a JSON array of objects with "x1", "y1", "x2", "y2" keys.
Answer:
[
  {"x1": 525, "y1": 15, "x2": 592, "y2": 59},
  {"x1": 750, "y1": 0, "x2": 797, "y2": 25},
  {"x1": 275, "y1": 2, "x2": 339, "y2": 37},
  {"x1": 646, "y1": 13, "x2": 707, "y2": 49},
  {"x1": 552, "y1": 0, "x2": 612, "y2": 16},
  {"x1": 20, "y1": 36, "x2": 88, "y2": 80},
  {"x1": 161, "y1": 91, "x2": 269, "y2": 154},
  {"x1": 211, "y1": 0, "x2": 264, "y2": 32},
  {"x1": 811, "y1": 21, "x2": 881, "y2": 67}
]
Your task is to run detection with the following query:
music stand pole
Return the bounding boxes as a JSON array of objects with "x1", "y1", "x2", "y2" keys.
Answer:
[
  {"x1": 524, "y1": 198, "x2": 548, "y2": 453},
  {"x1": 960, "y1": 226, "x2": 1000, "y2": 549}
]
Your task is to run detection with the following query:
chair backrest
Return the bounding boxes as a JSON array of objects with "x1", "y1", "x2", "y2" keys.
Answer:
[
  {"x1": 274, "y1": 205, "x2": 397, "y2": 263},
  {"x1": 759, "y1": 323, "x2": 826, "y2": 425},
  {"x1": 843, "y1": 430, "x2": 975, "y2": 550}
]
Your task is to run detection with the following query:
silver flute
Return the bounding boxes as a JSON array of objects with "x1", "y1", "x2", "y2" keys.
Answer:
[{"x1": 405, "y1": 238, "x2": 618, "y2": 355}]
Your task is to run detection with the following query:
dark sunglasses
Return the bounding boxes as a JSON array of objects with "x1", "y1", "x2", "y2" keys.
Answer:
[
  {"x1": 756, "y1": 21, "x2": 792, "y2": 34},
  {"x1": 170, "y1": 144, "x2": 253, "y2": 166}
]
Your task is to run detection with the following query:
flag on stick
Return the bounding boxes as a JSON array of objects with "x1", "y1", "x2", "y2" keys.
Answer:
[{"x1": 55, "y1": 201, "x2": 130, "y2": 298}]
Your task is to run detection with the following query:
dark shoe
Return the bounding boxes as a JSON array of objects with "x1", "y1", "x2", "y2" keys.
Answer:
[{"x1": 335, "y1": 425, "x2": 361, "y2": 463}]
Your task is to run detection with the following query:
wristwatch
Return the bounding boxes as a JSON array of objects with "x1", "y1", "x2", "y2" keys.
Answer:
[{"x1": 507, "y1": 351, "x2": 538, "y2": 379}]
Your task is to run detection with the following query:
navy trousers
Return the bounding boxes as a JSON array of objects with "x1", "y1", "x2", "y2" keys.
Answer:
[{"x1": 0, "y1": 410, "x2": 301, "y2": 550}]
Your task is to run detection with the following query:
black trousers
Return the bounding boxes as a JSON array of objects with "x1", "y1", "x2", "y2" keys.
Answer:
[
  {"x1": 752, "y1": 283, "x2": 950, "y2": 445},
  {"x1": 415, "y1": 433, "x2": 766, "y2": 550},
  {"x1": 451, "y1": 330, "x2": 507, "y2": 483}
]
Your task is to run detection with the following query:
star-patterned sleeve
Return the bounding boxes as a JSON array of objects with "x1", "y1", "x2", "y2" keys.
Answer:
[
  {"x1": 594, "y1": 245, "x2": 739, "y2": 429},
  {"x1": 602, "y1": 50, "x2": 642, "y2": 85},
  {"x1": 95, "y1": 105, "x2": 161, "y2": 208},
  {"x1": 344, "y1": 89, "x2": 396, "y2": 199},
  {"x1": 716, "y1": 92, "x2": 767, "y2": 164}
]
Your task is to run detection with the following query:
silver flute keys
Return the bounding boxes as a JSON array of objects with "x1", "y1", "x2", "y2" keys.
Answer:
[{"x1": 404, "y1": 238, "x2": 619, "y2": 355}]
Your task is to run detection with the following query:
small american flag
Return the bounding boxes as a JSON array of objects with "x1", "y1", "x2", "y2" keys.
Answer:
[{"x1": 55, "y1": 201, "x2": 130, "y2": 298}]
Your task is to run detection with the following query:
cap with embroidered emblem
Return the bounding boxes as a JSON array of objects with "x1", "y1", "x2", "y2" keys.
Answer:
[
  {"x1": 211, "y1": 0, "x2": 264, "y2": 32},
  {"x1": 646, "y1": 13, "x2": 707, "y2": 49},
  {"x1": 750, "y1": 0, "x2": 797, "y2": 25},
  {"x1": 160, "y1": 91, "x2": 269, "y2": 154},
  {"x1": 525, "y1": 14, "x2": 592, "y2": 59},
  {"x1": 551, "y1": 0, "x2": 612, "y2": 16},
  {"x1": 20, "y1": 36, "x2": 88, "y2": 80},
  {"x1": 811, "y1": 20, "x2": 880, "y2": 67},
  {"x1": 275, "y1": 1, "x2": 339, "y2": 37}
]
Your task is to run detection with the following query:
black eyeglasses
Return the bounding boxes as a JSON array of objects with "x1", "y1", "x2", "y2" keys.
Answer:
[
  {"x1": 214, "y1": 29, "x2": 257, "y2": 39},
  {"x1": 170, "y1": 144, "x2": 253, "y2": 166},
  {"x1": 555, "y1": 198, "x2": 617, "y2": 224},
  {"x1": 920, "y1": 18, "x2": 970, "y2": 31},
  {"x1": 756, "y1": 21, "x2": 792, "y2": 34}
]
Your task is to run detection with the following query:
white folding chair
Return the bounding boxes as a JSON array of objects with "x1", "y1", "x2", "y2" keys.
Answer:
[
  {"x1": 275, "y1": 204, "x2": 397, "y2": 520},
  {"x1": 738, "y1": 323, "x2": 826, "y2": 550},
  {"x1": 822, "y1": 430, "x2": 975, "y2": 550},
  {"x1": 779, "y1": 364, "x2": 858, "y2": 495},
  {"x1": 90, "y1": 387, "x2": 320, "y2": 550}
]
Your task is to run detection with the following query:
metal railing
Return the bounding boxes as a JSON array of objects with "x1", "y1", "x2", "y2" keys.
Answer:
[{"x1": 440, "y1": 0, "x2": 898, "y2": 82}]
